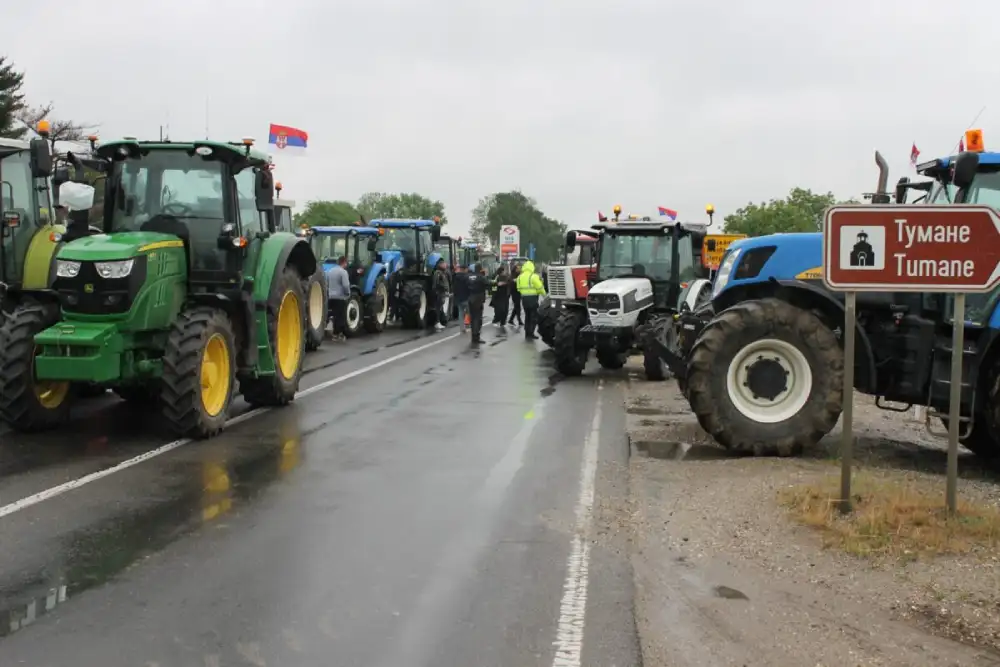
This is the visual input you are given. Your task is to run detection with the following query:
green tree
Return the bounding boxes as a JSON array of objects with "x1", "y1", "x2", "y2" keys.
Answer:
[
  {"x1": 724, "y1": 187, "x2": 859, "y2": 236},
  {"x1": 293, "y1": 200, "x2": 360, "y2": 227},
  {"x1": 472, "y1": 190, "x2": 566, "y2": 262},
  {"x1": 356, "y1": 192, "x2": 447, "y2": 225},
  {"x1": 0, "y1": 57, "x2": 27, "y2": 139}
]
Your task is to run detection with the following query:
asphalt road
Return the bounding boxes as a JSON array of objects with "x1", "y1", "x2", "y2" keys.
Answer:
[{"x1": 0, "y1": 317, "x2": 640, "y2": 666}]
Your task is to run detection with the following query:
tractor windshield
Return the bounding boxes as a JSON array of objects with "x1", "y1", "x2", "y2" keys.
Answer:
[
  {"x1": 928, "y1": 170, "x2": 1000, "y2": 206},
  {"x1": 109, "y1": 151, "x2": 225, "y2": 232},
  {"x1": 597, "y1": 233, "x2": 695, "y2": 282},
  {"x1": 376, "y1": 228, "x2": 416, "y2": 255},
  {"x1": 312, "y1": 233, "x2": 349, "y2": 263}
]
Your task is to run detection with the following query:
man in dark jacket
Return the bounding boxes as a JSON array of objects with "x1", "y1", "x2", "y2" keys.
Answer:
[
  {"x1": 491, "y1": 266, "x2": 510, "y2": 326},
  {"x1": 467, "y1": 265, "x2": 491, "y2": 344},
  {"x1": 508, "y1": 264, "x2": 523, "y2": 326},
  {"x1": 432, "y1": 259, "x2": 451, "y2": 330},
  {"x1": 453, "y1": 265, "x2": 471, "y2": 333}
]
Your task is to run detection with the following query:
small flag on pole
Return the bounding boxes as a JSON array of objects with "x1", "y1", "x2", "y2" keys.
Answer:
[
  {"x1": 657, "y1": 206, "x2": 678, "y2": 220},
  {"x1": 267, "y1": 123, "x2": 308, "y2": 155},
  {"x1": 597, "y1": 211, "x2": 607, "y2": 222},
  {"x1": 959, "y1": 138, "x2": 965, "y2": 152},
  {"x1": 909, "y1": 143, "x2": 920, "y2": 167}
]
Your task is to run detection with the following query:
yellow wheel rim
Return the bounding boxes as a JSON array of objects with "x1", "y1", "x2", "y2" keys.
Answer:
[
  {"x1": 200, "y1": 333, "x2": 232, "y2": 417},
  {"x1": 32, "y1": 346, "x2": 70, "y2": 409},
  {"x1": 276, "y1": 290, "x2": 303, "y2": 380}
]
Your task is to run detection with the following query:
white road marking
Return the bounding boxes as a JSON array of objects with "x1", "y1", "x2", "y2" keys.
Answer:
[
  {"x1": 552, "y1": 380, "x2": 603, "y2": 667},
  {"x1": 0, "y1": 333, "x2": 461, "y2": 520}
]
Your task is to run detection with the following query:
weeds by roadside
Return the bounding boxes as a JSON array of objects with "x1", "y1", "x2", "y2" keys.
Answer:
[{"x1": 779, "y1": 471, "x2": 1000, "y2": 560}]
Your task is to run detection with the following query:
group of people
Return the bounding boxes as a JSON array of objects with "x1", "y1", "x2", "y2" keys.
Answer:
[{"x1": 484, "y1": 261, "x2": 545, "y2": 340}]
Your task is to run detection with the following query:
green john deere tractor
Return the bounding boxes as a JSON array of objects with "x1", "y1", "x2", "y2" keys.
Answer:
[{"x1": 0, "y1": 138, "x2": 317, "y2": 438}]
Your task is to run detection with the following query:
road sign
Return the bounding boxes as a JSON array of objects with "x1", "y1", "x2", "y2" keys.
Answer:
[
  {"x1": 703, "y1": 234, "x2": 747, "y2": 270},
  {"x1": 500, "y1": 225, "x2": 520, "y2": 259},
  {"x1": 822, "y1": 204, "x2": 1000, "y2": 292}
]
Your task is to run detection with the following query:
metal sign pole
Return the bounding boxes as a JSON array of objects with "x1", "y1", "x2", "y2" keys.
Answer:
[
  {"x1": 946, "y1": 292, "x2": 966, "y2": 514},
  {"x1": 839, "y1": 291, "x2": 857, "y2": 514}
]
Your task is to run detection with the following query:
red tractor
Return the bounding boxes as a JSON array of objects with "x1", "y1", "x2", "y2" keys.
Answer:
[{"x1": 537, "y1": 230, "x2": 599, "y2": 346}]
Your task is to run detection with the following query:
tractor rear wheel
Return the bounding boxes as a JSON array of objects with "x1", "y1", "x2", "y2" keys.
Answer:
[
  {"x1": 343, "y1": 292, "x2": 364, "y2": 338},
  {"x1": 304, "y1": 269, "x2": 329, "y2": 351},
  {"x1": 242, "y1": 267, "x2": 307, "y2": 407},
  {"x1": 0, "y1": 302, "x2": 72, "y2": 432},
  {"x1": 553, "y1": 308, "x2": 588, "y2": 376},
  {"x1": 400, "y1": 280, "x2": 427, "y2": 329},
  {"x1": 686, "y1": 298, "x2": 843, "y2": 457},
  {"x1": 537, "y1": 301, "x2": 556, "y2": 346},
  {"x1": 160, "y1": 306, "x2": 237, "y2": 438},
  {"x1": 364, "y1": 276, "x2": 389, "y2": 333}
]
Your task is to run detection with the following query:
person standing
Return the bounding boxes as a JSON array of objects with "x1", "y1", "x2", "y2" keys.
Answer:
[
  {"x1": 508, "y1": 264, "x2": 523, "y2": 326},
  {"x1": 453, "y1": 264, "x2": 471, "y2": 333},
  {"x1": 491, "y1": 266, "x2": 510, "y2": 326},
  {"x1": 467, "y1": 266, "x2": 491, "y2": 344},
  {"x1": 326, "y1": 256, "x2": 352, "y2": 341},
  {"x1": 515, "y1": 260, "x2": 546, "y2": 340}
]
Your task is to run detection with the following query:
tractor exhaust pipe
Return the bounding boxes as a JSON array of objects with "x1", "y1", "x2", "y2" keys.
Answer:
[{"x1": 871, "y1": 151, "x2": 891, "y2": 204}]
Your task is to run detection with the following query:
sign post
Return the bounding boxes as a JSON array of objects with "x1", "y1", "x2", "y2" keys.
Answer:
[{"x1": 823, "y1": 204, "x2": 1000, "y2": 514}]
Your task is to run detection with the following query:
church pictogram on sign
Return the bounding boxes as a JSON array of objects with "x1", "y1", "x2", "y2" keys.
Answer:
[{"x1": 849, "y1": 230, "x2": 876, "y2": 267}]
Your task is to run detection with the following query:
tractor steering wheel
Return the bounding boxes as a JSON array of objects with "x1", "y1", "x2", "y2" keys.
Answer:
[{"x1": 160, "y1": 202, "x2": 195, "y2": 217}]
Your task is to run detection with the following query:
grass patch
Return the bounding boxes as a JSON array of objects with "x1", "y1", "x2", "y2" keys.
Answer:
[{"x1": 778, "y1": 471, "x2": 1000, "y2": 559}]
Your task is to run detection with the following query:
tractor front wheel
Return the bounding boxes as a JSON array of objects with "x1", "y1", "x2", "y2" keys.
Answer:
[
  {"x1": 364, "y1": 276, "x2": 389, "y2": 334},
  {"x1": 400, "y1": 280, "x2": 427, "y2": 329},
  {"x1": 160, "y1": 306, "x2": 237, "y2": 439},
  {"x1": 686, "y1": 298, "x2": 842, "y2": 457},
  {"x1": 304, "y1": 269, "x2": 329, "y2": 352},
  {"x1": 0, "y1": 302, "x2": 72, "y2": 432},
  {"x1": 241, "y1": 267, "x2": 307, "y2": 407},
  {"x1": 343, "y1": 292, "x2": 364, "y2": 338},
  {"x1": 553, "y1": 308, "x2": 589, "y2": 376}
]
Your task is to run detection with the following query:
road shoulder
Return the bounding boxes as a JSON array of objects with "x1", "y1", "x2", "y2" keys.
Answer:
[{"x1": 623, "y1": 360, "x2": 1000, "y2": 667}]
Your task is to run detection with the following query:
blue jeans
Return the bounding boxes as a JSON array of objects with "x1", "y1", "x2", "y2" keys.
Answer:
[{"x1": 457, "y1": 300, "x2": 470, "y2": 327}]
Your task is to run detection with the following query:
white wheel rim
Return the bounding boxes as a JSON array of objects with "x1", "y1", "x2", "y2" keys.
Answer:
[
  {"x1": 726, "y1": 338, "x2": 812, "y2": 424},
  {"x1": 418, "y1": 291, "x2": 427, "y2": 319},
  {"x1": 309, "y1": 282, "x2": 324, "y2": 329},
  {"x1": 376, "y1": 283, "x2": 388, "y2": 323},
  {"x1": 347, "y1": 300, "x2": 362, "y2": 329}
]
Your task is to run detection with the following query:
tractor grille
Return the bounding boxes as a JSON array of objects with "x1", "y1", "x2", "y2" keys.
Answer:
[
  {"x1": 53, "y1": 257, "x2": 148, "y2": 315},
  {"x1": 587, "y1": 293, "x2": 621, "y2": 312},
  {"x1": 547, "y1": 266, "x2": 572, "y2": 299}
]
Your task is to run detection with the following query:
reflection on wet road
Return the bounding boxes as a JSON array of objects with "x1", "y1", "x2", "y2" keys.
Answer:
[{"x1": 0, "y1": 318, "x2": 639, "y2": 666}]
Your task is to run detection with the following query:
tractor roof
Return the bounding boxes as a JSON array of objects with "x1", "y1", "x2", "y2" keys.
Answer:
[
  {"x1": 95, "y1": 139, "x2": 272, "y2": 165},
  {"x1": 0, "y1": 137, "x2": 30, "y2": 151},
  {"x1": 917, "y1": 152, "x2": 1000, "y2": 178},
  {"x1": 308, "y1": 225, "x2": 379, "y2": 235},
  {"x1": 274, "y1": 198, "x2": 296, "y2": 208},
  {"x1": 592, "y1": 220, "x2": 709, "y2": 234},
  {"x1": 369, "y1": 218, "x2": 438, "y2": 229}
]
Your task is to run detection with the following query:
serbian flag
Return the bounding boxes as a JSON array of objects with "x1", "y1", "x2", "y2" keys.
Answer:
[
  {"x1": 598, "y1": 211, "x2": 608, "y2": 222},
  {"x1": 657, "y1": 206, "x2": 677, "y2": 220},
  {"x1": 909, "y1": 142, "x2": 920, "y2": 167},
  {"x1": 267, "y1": 123, "x2": 308, "y2": 155}
]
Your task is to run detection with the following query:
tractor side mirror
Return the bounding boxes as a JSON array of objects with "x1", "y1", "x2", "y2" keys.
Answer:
[
  {"x1": 953, "y1": 151, "x2": 980, "y2": 190},
  {"x1": 565, "y1": 230, "x2": 577, "y2": 252},
  {"x1": 895, "y1": 176, "x2": 910, "y2": 204},
  {"x1": 29, "y1": 137, "x2": 52, "y2": 178},
  {"x1": 431, "y1": 225, "x2": 442, "y2": 242},
  {"x1": 255, "y1": 169, "x2": 274, "y2": 211},
  {"x1": 367, "y1": 237, "x2": 378, "y2": 252}
]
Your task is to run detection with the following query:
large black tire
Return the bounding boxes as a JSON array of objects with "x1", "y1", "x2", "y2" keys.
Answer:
[
  {"x1": 400, "y1": 280, "x2": 427, "y2": 329},
  {"x1": 160, "y1": 306, "x2": 237, "y2": 439},
  {"x1": 596, "y1": 346, "x2": 627, "y2": 369},
  {"x1": 304, "y1": 269, "x2": 328, "y2": 352},
  {"x1": 553, "y1": 308, "x2": 589, "y2": 376},
  {"x1": 0, "y1": 302, "x2": 72, "y2": 432},
  {"x1": 364, "y1": 275, "x2": 389, "y2": 334},
  {"x1": 241, "y1": 267, "x2": 307, "y2": 407},
  {"x1": 538, "y1": 302, "x2": 556, "y2": 347},
  {"x1": 343, "y1": 292, "x2": 364, "y2": 338},
  {"x1": 686, "y1": 298, "x2": 843, "y2": 457},
  {"x1": 642, "y1": 316, "x2": 670, "y2": 382}
]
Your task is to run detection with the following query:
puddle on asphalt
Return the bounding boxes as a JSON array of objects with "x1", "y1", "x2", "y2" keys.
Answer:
[
  {"x1": 0, "y1": 425, "x2": 306, "y2": 640},
  {"x1": 713, "y1": 585, "x2": 749, "y2": 601}
]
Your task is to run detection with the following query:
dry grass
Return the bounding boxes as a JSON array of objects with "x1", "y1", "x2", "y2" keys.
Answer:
[{"x1": 779, "y1": 471, "x2": 1000, "y2": 560}]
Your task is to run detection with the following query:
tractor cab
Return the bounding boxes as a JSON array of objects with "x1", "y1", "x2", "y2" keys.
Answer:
[
  {"x1": 459, "y1": 240, "x2": 480, "y2": 270},
  {"x1": 304, "y1": 225, "x2": 380, "y2": 288},
  {"x1": 371, "y1": 218, "x2": 443, "y2": 276},
  {"x1": 434, "y1": 234, "x2": 458, "y2": 272},
  {"x1": 272, "y1": 182, "x2": 295, "y2": 233}
]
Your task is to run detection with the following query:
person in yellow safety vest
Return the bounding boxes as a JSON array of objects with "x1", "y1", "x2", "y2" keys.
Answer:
[{"x1": 514, "y1": 260, "x2": 546, "y2": 340}]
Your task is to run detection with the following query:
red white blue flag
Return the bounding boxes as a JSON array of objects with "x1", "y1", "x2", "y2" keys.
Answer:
[
  {"x1": 268, "y1": 123, "x2": 308, "y2": 155},
  {"x1": 657, "y1": 206, "x2": 677, "y2": 220}
]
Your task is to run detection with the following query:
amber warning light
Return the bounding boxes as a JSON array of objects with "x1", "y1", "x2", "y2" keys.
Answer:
[{"x1": 965, "y1": 128, "x2": 984, "y2": 153}]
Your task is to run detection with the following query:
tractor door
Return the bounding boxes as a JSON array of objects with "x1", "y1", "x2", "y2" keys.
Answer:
[
  {"x1": 235, "y1": 167, "x2": 271, "y2": 282},
  {"x1": 346, "y1": 231, "x2": 366, "y2": 287},
  {"x1": 417, "y1": 228, "x2": 434, "y2": 273},
  {"x1": 0, "y1": 149, "x2": 39, "y2": 289}
]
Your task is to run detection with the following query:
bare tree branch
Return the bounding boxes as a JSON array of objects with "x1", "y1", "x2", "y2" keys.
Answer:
[{"x1": 15, "y1": 103, "x2": 99, "y2": 146}]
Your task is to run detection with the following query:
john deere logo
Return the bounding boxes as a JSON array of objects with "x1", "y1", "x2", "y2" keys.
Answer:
[{"x1": 84, "y1": 284, "x2": 94, "y2": 293}]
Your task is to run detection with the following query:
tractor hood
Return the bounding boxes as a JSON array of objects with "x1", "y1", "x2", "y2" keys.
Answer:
[
  {"x1": 56, "y1": 232, "x2": 183, "y2": 261},
  {"x1": 589, "y1": 276, "x2": 652, "y2": 297}
]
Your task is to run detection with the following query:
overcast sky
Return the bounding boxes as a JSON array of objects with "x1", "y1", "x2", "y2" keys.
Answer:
[{"x1": 5, "y1": 0, "x2": 996, "y2": 237}]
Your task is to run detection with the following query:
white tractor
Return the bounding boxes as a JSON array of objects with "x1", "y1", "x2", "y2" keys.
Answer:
[{"x1": 550, "y1": 213, "x2": 712, "y2": 379}]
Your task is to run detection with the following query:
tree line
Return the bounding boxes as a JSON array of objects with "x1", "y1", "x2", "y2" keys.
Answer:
[{"x1": 0, "y1": 56, "x2": 96, "y2": 145}]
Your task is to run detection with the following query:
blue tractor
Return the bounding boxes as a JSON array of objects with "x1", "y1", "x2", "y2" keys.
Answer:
[
  {"x1": 303, "y1": 225, "x2": 390, "y2": 337},
  {"x1": 371, "y1": 218, "x2": 448, "y2": 329},
  {"x1": 662, "y1": 146, "x2": 1000, "y2": 461}
]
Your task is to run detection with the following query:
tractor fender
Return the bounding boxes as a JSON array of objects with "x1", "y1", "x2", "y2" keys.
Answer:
[
  {"x1": 25, "y1": 223, "x2": 67, "y2": 290},
  {"x1": 252, "y1": 234, "x2": 317, "y2": 304},
  {"x1": 362, "y1": 263, "x2": 388, "y2": 295},
  {"x1": 716, "y1": 278, "x2": 878, "y2": 393}
]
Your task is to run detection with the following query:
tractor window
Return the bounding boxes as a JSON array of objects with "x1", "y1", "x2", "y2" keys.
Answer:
[
  {"x1": 354, "y1": 237, "x2": 374, "y2": 268},
  {"x1": 928, "y1": 171, "x2": 1000, "y2": 207},
  {"x1": 435, "y1": 243, "x2": 452, "y2": 267},
  {"x1": 417, "y1": 228, "x2": 432, "y2": 258},
  {"x1": 110, "y1": 152, "x2": 225, "y2": 232},
  {"x1": 598, "y1": 233, "x2": 694, "y2": 282},
  {"x1": 234, "y1": 168, "x2": 263, "y2": 236},
  {"x1": 0, "y1": 151, "x2": 35, "y2": 228},
  {"x1": 312, "y1": 234, "x2": 348, "y2": 262}
]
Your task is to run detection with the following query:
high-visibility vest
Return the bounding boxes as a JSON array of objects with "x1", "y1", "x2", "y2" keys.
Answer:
[{"x1": 516, "y1": 270, "x2": 545, "y2": 296}]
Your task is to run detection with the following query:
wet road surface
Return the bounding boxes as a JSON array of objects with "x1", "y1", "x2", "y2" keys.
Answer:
[{"x1": 0, "y1": 317, "x2": 639, "y2": 666}]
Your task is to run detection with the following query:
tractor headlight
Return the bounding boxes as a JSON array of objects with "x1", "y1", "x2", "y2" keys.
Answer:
[
  {"x1": 95, "y1": 259, "x2": 134, "y2": 279},
  {"x1": 711, "y1": 247, "x2": 742, "y2": 299},
  {"x1": 56, "y1": 260, "x2": 81, "y2": 278}
]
